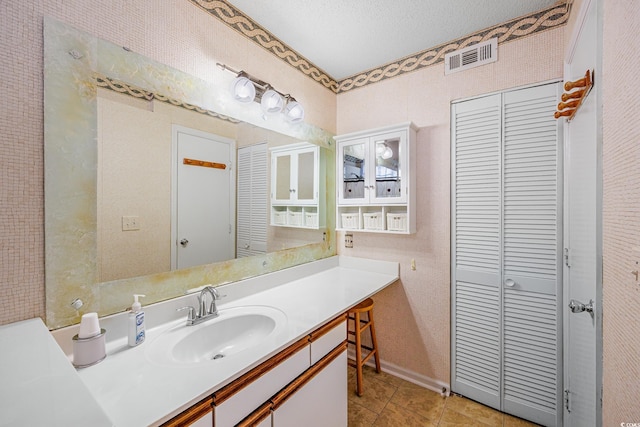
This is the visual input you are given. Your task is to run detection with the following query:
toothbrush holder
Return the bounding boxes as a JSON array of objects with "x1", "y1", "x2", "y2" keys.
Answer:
[{"x1": 72, "y1": 329, "x2": 107, "y2": 368}]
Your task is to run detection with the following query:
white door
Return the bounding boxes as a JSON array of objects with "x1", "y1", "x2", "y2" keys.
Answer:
[
  {"x1": 563, "y1": 0, "x2": 602, "y2": 424},
  {"x1": 172, "y1": 125, "x2": 235, "y2": 270},
  {"x1": 451, "y1": 83, "x2": 562, "y2": 426},
  {"x1": 501, "y1": 83, "x2": 563, "y2": 427}
]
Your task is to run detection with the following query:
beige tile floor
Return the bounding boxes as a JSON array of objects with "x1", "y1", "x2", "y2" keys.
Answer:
[{"x1": 347, "y1": 365, "x2": 540, "y2": 427}]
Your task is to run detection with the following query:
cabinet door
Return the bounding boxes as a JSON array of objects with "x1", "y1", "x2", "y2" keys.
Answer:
[
  {"x1": 272, "y1": 349, "x2": 347, "y2": 427},
  {"x1": 338, "y1": 138, "x2": 368, "y2": 204},
  {"x1": 295, "y1": 147, "x2": 318, "y2": 205},
  {"x1": 370, "y1": 131, "x2": 407, "y2": 204},
  {"x1": 272, "y1": 151, "x2": 293, "y2": 203}
]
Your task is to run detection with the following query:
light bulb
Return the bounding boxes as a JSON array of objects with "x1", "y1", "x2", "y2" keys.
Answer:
[
  {"x1": 376, "y1": 144, "x2": 385, "y2": 155},
  {"x1": 261, "y1": 89, "x2": 284, "y2": 114},
  {"x1": 232, "y1": 76, "x2": 255, "y2": 103},
  {"x1": 382, "y1": 146, "x2": 393, "y2": 159},
  {"x1": 284, "y1": 101, "x2": 305, "y2": 123}
]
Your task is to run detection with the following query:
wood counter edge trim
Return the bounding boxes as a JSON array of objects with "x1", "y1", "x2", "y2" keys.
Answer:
[
  {"x1": 309, "y1": 313, "x2": 347, "y2": 342},
  {"x1": 235, "y1": 401, "x2": 272, "y2": 427},
  {"x1": 270, "y1": 341, "x2": 348, "y2": 410},
  {"x1": 160, "y1": 396, "x2": 213, "y2": 426},
  {"x1": 212, "y1": 336, "x2": 309, "y2": 405}
]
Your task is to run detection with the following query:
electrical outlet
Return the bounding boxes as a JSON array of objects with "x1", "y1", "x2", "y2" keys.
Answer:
[
  {"x1": 345, "y1": 233, "x2": 353, "y2": 248},
  {"x1": 122, "y1": 216, "x2": 140, "y2": 231}
]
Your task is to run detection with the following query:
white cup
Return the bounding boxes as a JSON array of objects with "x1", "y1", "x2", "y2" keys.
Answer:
[{"x1": 78, "y1": 312, "x2": 101, "y2": 339}]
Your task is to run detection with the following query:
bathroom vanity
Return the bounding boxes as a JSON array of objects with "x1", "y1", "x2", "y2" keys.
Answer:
[{"x1": 1, "y1": 256, "x2": 398, "y2": 427}]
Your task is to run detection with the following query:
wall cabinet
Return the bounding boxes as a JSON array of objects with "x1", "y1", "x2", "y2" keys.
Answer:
[
  {"x1": 270, "y1": 142, "x2": 325, "y2": 229},
  {"x1": 335, "y1": 123, "x2": 416, "y2": 234},
  {"x1": 162, "y1": 315, "x2": 347, "y2": 427}
]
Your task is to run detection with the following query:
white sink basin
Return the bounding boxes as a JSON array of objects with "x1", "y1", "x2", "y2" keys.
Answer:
[{"x1": 146, "y1": 306, "x2": 287, "y2": 365}]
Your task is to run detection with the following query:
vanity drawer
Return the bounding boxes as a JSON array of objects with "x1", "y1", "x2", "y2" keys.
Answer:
[
  {"x1": 212, "y1": 338, "x2": 310, "y2": 427},
  {"x1": 309, "y1": 314, "x2": 347, "y2": 365}
]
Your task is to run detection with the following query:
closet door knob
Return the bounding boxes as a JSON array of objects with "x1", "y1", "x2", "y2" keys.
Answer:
[{"x1": 504, "y1": 278, "x2": 516, "y2": 287}]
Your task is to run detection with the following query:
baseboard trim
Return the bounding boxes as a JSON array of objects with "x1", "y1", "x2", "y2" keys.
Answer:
[{"x1": 347, "y1": 349, "x2": 451, "y2": 397}]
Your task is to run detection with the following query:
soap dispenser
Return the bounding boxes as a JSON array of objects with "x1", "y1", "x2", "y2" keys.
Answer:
[{"x1": 128, "y1": 294, "x2": 146, "y2": 347}]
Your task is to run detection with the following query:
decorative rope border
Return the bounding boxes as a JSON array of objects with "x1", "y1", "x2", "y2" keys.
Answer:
[
  {"x1": 337, "y1": 3, "x2": 571, "y2": 93},
  {"x1": 188, "y1": 1, "x2": 570, "y2": 94},
  {"x1": 95, "y1": 74, "x2": 240, "y2": 123},
  {"x1": 189, "y1": 0, "x2": 338, "y2": 92}
]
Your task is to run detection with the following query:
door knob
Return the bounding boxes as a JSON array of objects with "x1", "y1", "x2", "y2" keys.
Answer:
[
  {"x1": 180, "y1": 238, "x2": 189, "y2": 247},
  {"x1": 504, "y1": 278, "x2": 516, "y2": 287},
  {"x1": 569, "y1": 299, "x2": 594, "y2": 317}
]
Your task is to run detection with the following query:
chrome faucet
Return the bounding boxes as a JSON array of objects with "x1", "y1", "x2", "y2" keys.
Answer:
[
  {"x1": 177, "y1": 285, "x2": 222, "y2": 326},
  {"x1": 198, "y1": 286, "x2": 220, "y2": 319}
]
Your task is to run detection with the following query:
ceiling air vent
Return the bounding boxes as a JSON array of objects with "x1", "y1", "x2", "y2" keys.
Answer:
[{"x1": 445, "y1": 38, "x2": 498, "y2": 75}]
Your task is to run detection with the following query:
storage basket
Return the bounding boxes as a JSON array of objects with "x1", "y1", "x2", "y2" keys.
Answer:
[
  {"x1": 363, "y1": 212, "x2": 384, "y2": 230},
  {"x1": 272, "y1": 210, "x2": 287, "y2": 225},
  {"x1": 386, "y1": 213, "x2": 407, "y2": 232},
  {"x1": 288, "y1": 211, "x2": 303, "y2": 227},
  {"x1": 304, "y1": 211, "x2": 318, "y2": 228},
  {"x1": 341, "y1": 213, "x2": 359, "y2": 230}
]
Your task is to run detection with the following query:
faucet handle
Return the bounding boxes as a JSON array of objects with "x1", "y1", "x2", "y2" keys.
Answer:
[{"x1": 177, "y1": 306, "x2": 196, "y2": 322}]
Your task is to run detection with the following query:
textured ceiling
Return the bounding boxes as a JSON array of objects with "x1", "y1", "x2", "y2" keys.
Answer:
[{"x1": 226, "y1": 0, "x2": 560, "y2": 80}]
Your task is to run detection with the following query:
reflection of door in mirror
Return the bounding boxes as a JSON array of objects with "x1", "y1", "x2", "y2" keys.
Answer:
[
  {"x1": 237, "y1": 143, "x2": 268, "y2": 258},
  {"x1": 97, "y1": 88, "x2": 238, "y2": 282},
  {"x1": 172, "y1": 126, "x2": 235, "y2": 270},
  {"x1": 342, "y1": 142, "x2": 366, "y2": 201},
  {"x1": 375, "y1": 137, "x2": 401, "y2": 199},
  {"x1": 275, "y1": 154, "x2": 292, "y2": 201}
]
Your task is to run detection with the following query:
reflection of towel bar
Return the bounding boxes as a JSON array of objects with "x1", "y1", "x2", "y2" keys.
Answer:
[{"x1": 183, "y1": 158, "x2": 226, "y2": 170}]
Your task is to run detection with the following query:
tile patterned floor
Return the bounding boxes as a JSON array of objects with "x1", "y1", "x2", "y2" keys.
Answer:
[{"x1": 347, "y1": 365, "x2": 540, "y2": 427}]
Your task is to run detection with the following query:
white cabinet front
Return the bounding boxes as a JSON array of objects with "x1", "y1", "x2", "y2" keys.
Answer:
[
  {"x1": 272, "y1": 350, "x2": 347, "y2": 427},
  {"x1": 271, "y1": 145, "x2": 318, "y2": 205},
  {"x1": 338, "y1": 131, "x2": 407, "y2": 205}
]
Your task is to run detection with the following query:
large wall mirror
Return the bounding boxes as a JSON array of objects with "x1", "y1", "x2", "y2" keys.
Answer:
[{"x1": 44, "y1": 18, "x2": 335, "y2": 329}]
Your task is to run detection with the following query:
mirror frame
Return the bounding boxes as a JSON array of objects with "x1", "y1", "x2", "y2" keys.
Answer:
[{"x1": 44, "y1": 17, "x2": 335, "y2": 329}]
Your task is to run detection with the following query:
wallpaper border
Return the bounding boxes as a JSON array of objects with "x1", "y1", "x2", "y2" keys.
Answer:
[{"x1": 188, "y1": 1, "x2": 570, "y2": 94}]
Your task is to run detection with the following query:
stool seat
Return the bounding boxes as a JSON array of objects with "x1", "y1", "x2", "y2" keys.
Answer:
[
  {"x1": 350, "y1": 298, "x2": 374, "y2": 313},
  {"x1": 347, "y1": 297, "x2": 380, "y2": 396}
]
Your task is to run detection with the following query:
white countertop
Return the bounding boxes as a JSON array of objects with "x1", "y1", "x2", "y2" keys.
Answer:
[
  {"x1": 3, "y1": 256, "x2": 398, "y2": 427},
  {"x1": 0, "y1": 318, "x2": 113, "y2": 426}
]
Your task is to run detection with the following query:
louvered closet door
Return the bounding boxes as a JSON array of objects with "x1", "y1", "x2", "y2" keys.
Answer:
[
  {"x1": 452, "y1": 83, "x2": 562, "y2": 427},
  {"x1": 237, "y1": 143, "x2": 267, "y2": 258},
  {"x1": 502, "y1": 84, "x2": 562, "y2": 427},
  {"x1": 451, "y1": 93, "x2": 502, "y2": 409}
]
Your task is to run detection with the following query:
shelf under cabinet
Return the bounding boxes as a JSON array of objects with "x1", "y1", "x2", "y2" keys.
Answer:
[
  {"x1": 337, "y1": 205, "x2": 413, "y2": 234},
  {"x1": 271, "y1": 205, "x2": 324, "y2": 229}
]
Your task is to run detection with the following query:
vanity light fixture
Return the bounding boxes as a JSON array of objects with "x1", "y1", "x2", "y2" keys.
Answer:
[{"x1": 217, "y1": 63, "x2": 304, "y2": 123}]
